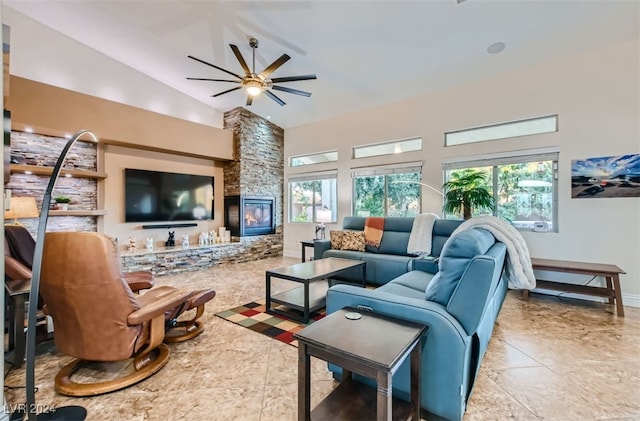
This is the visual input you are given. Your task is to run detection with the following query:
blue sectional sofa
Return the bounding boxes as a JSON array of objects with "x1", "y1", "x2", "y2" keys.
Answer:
[
  {"x1": 313, "y1": 216, "x2": 464, "y2": 285},
  {"x1": 320, "y1": 217, "x2": 508, "y2": 421}
]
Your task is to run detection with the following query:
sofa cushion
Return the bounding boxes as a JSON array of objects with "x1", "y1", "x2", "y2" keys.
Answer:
[
  {"x1": 424, "y1": 228, "x2": 495, "y2": 306},
  {"x1": 386, "y1": 270, "x2": 434, "y2": 293},
  {"x1": 375, "y1": 282, "x2": 426, "y2": 300}
]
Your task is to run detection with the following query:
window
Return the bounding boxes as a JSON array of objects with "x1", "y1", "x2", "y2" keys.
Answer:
[
  {"x1": 288, "y1": 171, "x2": 337, "y2": 223},
  {"x1": 443, "y1": 149, "x2": 559, "y2": 231},
  {"x1": 290, "y1": 150, "x2": 338, "y2": 167},
  {"x1": 353, "y1": 137, "x2": 422, "y2": 159},
  {"x1": 445, "y1": 115, "x2": 558, "y2": 146},
  {"x1": 352, "y1": 163, "x2": 422, "y2": 217}
]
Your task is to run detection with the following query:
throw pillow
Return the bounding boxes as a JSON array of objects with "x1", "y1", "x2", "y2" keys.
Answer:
[
  {"x1": 329, "y1": 230, "x2": 344, "y2": 249},
  {"x1": 340, "y1": 231, "x2": 365, "y2": 251}
]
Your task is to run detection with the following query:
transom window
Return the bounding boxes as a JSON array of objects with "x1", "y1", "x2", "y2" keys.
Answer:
[
  {"x1": 353, "y1": 137, "x2": 422, "y2": 159},
  {"x1": 445, "y1": 115, "x2": 558, "y2": 146},
  {"x1": 352, "y1": 163, "x2": 422, "y2": 217},
  {"x1": 443, "y1": 149, "x2": 559, "y2": 231},
  {"x1": 290, "y1": 150, "x2": 338, "y2": 167}
]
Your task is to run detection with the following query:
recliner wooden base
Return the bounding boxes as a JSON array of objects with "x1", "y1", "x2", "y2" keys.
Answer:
[
  {"x1": 164, "y1": 320, "x2": 204, "y2": 343},
  {"x1": 55, "y1": 344, "x2": 170, "y2": 397}
]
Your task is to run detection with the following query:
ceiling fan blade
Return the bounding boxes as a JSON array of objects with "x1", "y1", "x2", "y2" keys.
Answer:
[
  {"x1": 187, "y1": 77, "x2": 239, "y2": 83},
  {"x1": 259, "y1": 54, "x2": 291, "y2": 79},
  {"x1": 271, "y1": 85, "x2": 312, "y2": 97},
  {"x1": 212, "y1": 86, "x2": 242, "y2": 97},
  {"x1": 229, "y1": 44, "x2": 251, "y2": 75},
  {"x1": 264, "y1": 90, "x2": 286, "y2": 106},
  {"x1": 246, "y1": 95, "x2": 254, "y2": 106},
  {"x1": 188, "y1": 55, "x2": 243, "y2": 80},
  {"x1": 270, "y1": 74, "x2": 317, "y2": 83}
]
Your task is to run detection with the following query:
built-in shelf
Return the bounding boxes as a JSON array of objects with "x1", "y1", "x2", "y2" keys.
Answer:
[
  {"x1": 49, "y1": 210, "x2": 107, "y2": 216},
  {"x1": 10, "y1": 164, "x2": 107, "y2": 179}
]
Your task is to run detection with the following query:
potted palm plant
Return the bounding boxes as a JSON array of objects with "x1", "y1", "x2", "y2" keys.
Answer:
[{"x1": 443, "y1": 170, "x2": 494, "y2": 220}]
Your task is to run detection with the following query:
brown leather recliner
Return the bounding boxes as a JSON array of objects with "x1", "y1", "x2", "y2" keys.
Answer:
[{"x1": 39, "y1": 232, "x2": 213, "y2": 396}]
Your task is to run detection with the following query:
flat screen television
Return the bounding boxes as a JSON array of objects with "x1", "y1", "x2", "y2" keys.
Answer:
[{"x1": 125, "y1": 168, "x2": 214, "y2": 222}]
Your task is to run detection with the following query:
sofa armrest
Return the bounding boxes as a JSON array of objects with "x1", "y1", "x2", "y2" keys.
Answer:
[
  {"x1": 313, "y1": 239, "x2": 331, "y2": 260},
  {"x1": 326, "y1": 284, "x2": 467, "y2": 340},
  {"x1": 412, "y1": 255, "x2": 439, "y2": 274},
  {"x1": 446, "y1": 255, "x2": 496, "y2": 336}
]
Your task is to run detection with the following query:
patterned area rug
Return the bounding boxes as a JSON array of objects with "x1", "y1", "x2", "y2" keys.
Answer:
[{"x1": 215, "y1": 299, "x2": 325, "y2": 346}]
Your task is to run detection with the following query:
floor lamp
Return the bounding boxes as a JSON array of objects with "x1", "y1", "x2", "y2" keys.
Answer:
[{"x1": 22, "y1": 130, "x2": 98, "y2": 420}]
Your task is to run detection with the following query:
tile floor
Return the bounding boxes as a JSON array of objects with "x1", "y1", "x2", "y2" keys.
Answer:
[{"x1": 4, "y1": 256, "x2": 640, "y2": 420}]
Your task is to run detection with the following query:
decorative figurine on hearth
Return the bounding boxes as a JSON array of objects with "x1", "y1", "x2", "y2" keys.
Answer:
[
  {"x1": 165, "y1": 231, "x2": 175, "y2": 247},
  {"x1": 198, "y1": 231, "x2": 208, "y2": 247},
  {"x1": 128, "y1": 236, "x2": 136, "y2": 252},
  {"x1": 146, "y1": 237, "x2": 154, "y2": 252},
  {"x1": 182, "y1": 233, "x2": 189, "y2": 249}
]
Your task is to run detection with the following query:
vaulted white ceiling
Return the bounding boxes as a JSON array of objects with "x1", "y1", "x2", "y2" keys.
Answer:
[{"x1": 3, "y1": 1, "x2": 639, "y2": 129}]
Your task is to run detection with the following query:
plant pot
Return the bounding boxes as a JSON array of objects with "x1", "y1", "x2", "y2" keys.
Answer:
[{"x1": 58, "y1": 203, "x2": 69, "y2": 211}]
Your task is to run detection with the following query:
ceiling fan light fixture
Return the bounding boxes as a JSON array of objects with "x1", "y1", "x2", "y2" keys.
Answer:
[{"x1": 244, "y1": 79, "x2": 263, "y2": 96}]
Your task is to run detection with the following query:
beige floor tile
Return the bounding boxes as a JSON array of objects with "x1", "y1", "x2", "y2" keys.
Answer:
[{"x1": 4, "y1": 255, "x2": 639, "y2": 421}]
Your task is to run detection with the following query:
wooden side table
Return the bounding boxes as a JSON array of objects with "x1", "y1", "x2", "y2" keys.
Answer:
[
  {"x1": 300, "y1": 240, "x2": 315, "y2": 262},
  {"x1": 294, "y1": 307, "x2": 426, "y2": 421},
  {"x1": 524, "y1": 258, "x2": 626, "y2": 316}
]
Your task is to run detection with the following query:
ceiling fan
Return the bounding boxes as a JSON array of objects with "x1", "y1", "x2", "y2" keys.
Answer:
[{"x1": 187, "y1": 37, "x2": 317, "y2": 106}]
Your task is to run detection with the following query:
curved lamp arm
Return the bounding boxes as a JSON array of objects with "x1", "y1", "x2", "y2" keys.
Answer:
[
  {"x1": 390, "y1": 180, "x2": 444, "y2": 196},
  {"x1": 25, "y1": 129, "x2": 97, "y2": 420}
]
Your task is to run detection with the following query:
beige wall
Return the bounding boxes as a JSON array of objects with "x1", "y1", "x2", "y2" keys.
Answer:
[
  {"x1": 104, "y1": 145, "x2": 224, "y2": 248},
  {"x1": 6, "y1": 76, "x2": 233, "y2": 160},
  {"x1": 284, "y1": 38, "x2": 640, "y2": 303}
]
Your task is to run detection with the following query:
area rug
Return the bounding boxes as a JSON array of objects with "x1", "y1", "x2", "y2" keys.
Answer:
[{"x1": 215, "y1": 299, "x2": 325, "y2": 347}]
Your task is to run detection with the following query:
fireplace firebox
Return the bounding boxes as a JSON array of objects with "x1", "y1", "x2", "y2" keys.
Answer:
[{"x1": 224, "y1": 196, "x2": 276, "y2": 237}]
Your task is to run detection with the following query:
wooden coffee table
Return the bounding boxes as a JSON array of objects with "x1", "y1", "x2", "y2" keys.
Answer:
[
  {"x1": 294, "y1": 307, "x2": 426, "y2": 421},
  {"x1": 265, "y1": 257, "x2": 366, "y2": 323}
]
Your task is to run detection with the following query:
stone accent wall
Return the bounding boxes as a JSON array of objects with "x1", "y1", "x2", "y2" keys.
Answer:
[
  {"x1": 223, "y1": 107, "x2": 284, "y2": 229},
  {"x1": 121, "y1": 234, "x2": 283, "y2": 276},
  {"x1": 7, "y1": 131, "x2": 99, "y2": 238},
  {"x1": 222, "y1": 107, "x2": 284, "y2": 255}
]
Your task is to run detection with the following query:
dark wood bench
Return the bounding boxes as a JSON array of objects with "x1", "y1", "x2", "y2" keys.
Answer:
[{"x1": 523, "y1": 258, "x2": 625, "y2": 316}]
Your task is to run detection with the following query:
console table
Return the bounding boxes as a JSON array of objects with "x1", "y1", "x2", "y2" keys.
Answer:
[{"x1": 524, "y1": 258, "x2": 626, "y2": 316}]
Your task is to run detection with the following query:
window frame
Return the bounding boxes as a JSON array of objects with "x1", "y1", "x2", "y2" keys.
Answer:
[
  {"x1": 288, "y1": 171, "x2": 338, "y2": 224},
  {"x1": 445, "y1": 114, "x2": 558, "y2": 147},
  {"x1": 443, "y1": 148, "x2": 559, "y2": 232},
  {"x1": 351, "y1": 162, "x2": 423, "y2": 217},
  {"x1": 352, "y1": 137, "x2": 422, "y2": 159}
]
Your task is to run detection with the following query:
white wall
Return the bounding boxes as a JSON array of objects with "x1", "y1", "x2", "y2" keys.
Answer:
[{"x1": 284, "y1": 38, "x2": 640, "y2": 303}]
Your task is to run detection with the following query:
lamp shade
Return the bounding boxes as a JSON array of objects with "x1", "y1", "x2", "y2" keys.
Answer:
[
  {"x1": 5, "y1": 196, "x2": 39, "y2": 222},
  {"x1": 317, "y1": 208, "x2": 332, "y2": 223}
]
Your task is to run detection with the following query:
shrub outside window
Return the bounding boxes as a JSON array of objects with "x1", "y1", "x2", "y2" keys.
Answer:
[{"x1": 352, "y1": 164, "x2": 422, "y2": 217}]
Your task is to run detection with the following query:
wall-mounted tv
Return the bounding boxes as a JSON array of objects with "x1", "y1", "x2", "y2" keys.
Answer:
[{"x1": 125, "y1": 168, "x2": 214, "y2": 222}]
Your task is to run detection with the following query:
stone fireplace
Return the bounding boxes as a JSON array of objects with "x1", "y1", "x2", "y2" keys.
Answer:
[
  {"x1": 224, "y1": 195, "x2": 276, "y2": 237},
  {"x1": 223, "y1": 107, "x2": 283, "y2": 253}
]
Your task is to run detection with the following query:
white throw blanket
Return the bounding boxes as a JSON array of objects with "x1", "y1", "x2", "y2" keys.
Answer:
[
  {"x1": 407, "y1": 213, "x2": 440, "y2": 256},
  {"x1": 451, "y1": 216, "x2": 536, "y2": 290}
]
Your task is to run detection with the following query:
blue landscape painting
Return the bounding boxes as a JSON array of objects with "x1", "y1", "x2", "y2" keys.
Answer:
[{"x1": 571, "y1": 154, "x2": 640, "y2": 198}]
